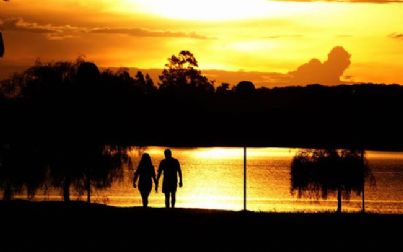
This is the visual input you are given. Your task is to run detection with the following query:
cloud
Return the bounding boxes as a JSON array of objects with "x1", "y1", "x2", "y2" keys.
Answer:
[
  {"x1": 90, "y1": 27, "x2": 211, "y2": 40},
  {"x1": 389, "y1": 33, "x2": 403, "y2": 39},
  {"x1": 336, "y1": 34, "x2": 353, "y2": 38},
  {"x1": 0, "y1": 18, "x2": 57, "y2": 33},
  {"x1": 198, "y1": 47, "x2": 352, "y2": 87},
  {"x1": 0, "y1": 18, "x2": 211, "y2": 40},
  {"x1": 287, "y1": 46, "x2": 351, "y2": 85},
  {"x1": 262, "y1": 34, "x2": 303, "y2": 39},
  {"x1": 0, "y1": 18, "x2": 81, "y2": 34},
  {"x1": 46, "y1": 34, "x2": 76, "y2": 41},
  {"x1": 0, "y1": 18, "x2": 84, "y2": 39}
]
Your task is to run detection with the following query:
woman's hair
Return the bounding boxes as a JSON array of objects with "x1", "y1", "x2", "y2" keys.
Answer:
[{"x1": 139, "y1": 153, "x2": 152, "y2": 168}]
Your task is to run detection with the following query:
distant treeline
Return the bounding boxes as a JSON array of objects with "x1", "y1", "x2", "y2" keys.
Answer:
[{"x1": 1, "y1": 51, "x2": 403, "y2": 149}]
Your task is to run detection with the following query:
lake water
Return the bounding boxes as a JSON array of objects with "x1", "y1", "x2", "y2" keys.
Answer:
[{"x1": 27, "y1": 147, "x2": 403, "y2": 213}]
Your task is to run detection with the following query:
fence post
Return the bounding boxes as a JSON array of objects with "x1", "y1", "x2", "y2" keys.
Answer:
[
  {"x1": 244, "y1": 146, "x2": 247, "y2": 211},
  {"x1": 361, "y1": 149, "x2": 365, "y2": 213}
]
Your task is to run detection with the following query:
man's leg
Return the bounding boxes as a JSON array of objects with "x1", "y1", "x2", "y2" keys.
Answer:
[
  {"x1": 164, "y1": 192, "x2": 170, "y2": 208},
  {"x1": 171, "y1": 192, "x2": 176, "y2": 208}
]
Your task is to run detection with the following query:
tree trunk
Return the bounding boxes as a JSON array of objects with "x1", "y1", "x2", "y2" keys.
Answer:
[
  {"x1": 0, "y1": 32, "x2": 4, "y2": 58},
  {"x1": 63, "y1": 178, "x2": 70, "y2": 202},
  {"x1": 362, "y1": 185, "x2": 365, "y2": 213},
  {"x1": 86, "y1": 175, "x2": 91, "y2": 203},
  {"x1": 3, "y1": 185, "x2": 12, "y2": 201},
  {"x1": 337, "y1": 187, "x2": 342, "y2": 213},
  {"x1": 361, "y1": 149, "x2": 365, "y2": 213}
]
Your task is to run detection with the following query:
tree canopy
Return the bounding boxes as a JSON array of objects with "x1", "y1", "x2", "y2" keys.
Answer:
[
  {"x1": 290, "y1": 149, "x2": 375, "y2": 212},
  {"x1": 159, "y1": 50, "x2": 214, "y2": 94},
  {"x1": 1, "y1": 52, "x2": 403, "y2": 149}
]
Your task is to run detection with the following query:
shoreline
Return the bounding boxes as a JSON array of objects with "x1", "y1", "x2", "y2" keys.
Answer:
[{"x1": 1, "y1": 200, "x2": 402, "y2": 251}]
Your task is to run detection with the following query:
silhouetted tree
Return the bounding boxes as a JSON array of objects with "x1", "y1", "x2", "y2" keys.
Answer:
[
  {"x1": 145, "y1": 73, "x2": 157, "y2": 95},
  {"x1": 77, "y1": 62, "x2": 100, "y2": 86},
  {"x1": 159, "y1": 50, "x2": 214, "y2": 94},
  {"x1": 0, "y1": 144, "x2": 47, "y2": 200},
  {"x1": 0, "y1": 72, "x2": 25, "y2": 98},
  {"x1": 3, "y1": 60, "x2": 135, "y2": 202},
  {"x1": 46, "y1": 144, "x2": 130, "y2": 203},
  {"x1": 290, "y1": 149, "x2": 375, "y2": 213},
  {"x1": 235, "y1": 81, "x2": 255, "y2": 97},
  {"x1": 216, "y1": 83, "x2": 230, "y2": 95},
  {"x1": 19, "y1": 60, "x2": 76, "y2": 101},
  {"x1": 134, "y1": 71, "x2": 157, "y2": 95},
  {"x1": 82, "y1": 145, "x2": 131, "y2": 203},
  {"x1": 2, "y1": 56, "x2": 403, "y2": 149}
]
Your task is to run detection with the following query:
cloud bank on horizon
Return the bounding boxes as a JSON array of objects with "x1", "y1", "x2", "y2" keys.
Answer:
[
  {"x1": 0, "y1": 18, "x2": 210, "y2": 40},
  {"x1": 1, "y1": 0, "x2": 402, "y2": 85},
  {"x1": 0, "y1": 45, "x2": 373, "y2": 87},
  {"x1": 198, "y1": 46, "x2": 352, "y2": 87}
]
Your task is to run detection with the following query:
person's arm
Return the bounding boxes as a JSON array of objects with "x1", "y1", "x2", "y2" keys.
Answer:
[
  {"x1": 133, "y1": 165, "x2": 140, "y2": 188},
  {"x1": 156, "y1": 162, "x2": 163, "y2": 192},
  {"x1": 152, "y1": 165, "x2": 157, "y2": 188},
  {"x1": 177, "y1": 160, "x2": 183, "y2": 188}
]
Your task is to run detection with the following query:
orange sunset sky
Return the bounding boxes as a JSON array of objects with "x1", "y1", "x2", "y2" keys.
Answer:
[{"x1": 1, "y1": 0, "x2": 403, "y2": 87}]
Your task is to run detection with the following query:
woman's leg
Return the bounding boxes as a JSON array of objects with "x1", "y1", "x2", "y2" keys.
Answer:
[
  {"x1": 140, "y1": 190, "x2": 149, "y2": 207},
  {"x1": 164, "y1": 192, "x2": 170, "y2": 208}
]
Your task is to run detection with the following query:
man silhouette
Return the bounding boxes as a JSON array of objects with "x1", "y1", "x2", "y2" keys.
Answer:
[{"x1": 156, "y1": 149, "x2": 183, "y2": 208}]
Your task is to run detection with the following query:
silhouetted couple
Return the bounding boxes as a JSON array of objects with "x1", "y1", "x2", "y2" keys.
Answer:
[{"x1": 133, "y1": 149, "x2": 183, "y2": 208}]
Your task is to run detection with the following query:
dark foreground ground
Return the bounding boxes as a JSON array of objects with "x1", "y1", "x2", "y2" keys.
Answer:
[{"x1": 1, "y1": 201, "x2": 402, "y2": 252}]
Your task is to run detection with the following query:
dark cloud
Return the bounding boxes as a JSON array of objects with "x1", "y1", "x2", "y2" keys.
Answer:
[
  {"x1": 0, "y1": 18, "x2": 81, "y2": 34},
  {"x1": 389, "y1": 33, "x2": 403, "y2": 39},
  {"x1": 198, "y1": 47, "x2": 352, "y2": 87},
  {"x1": 0, "y1": 18, "x2": 210, "y2": 40},
  {"x1": 90, "y1": 28, "x2": 210, "y2": 40},
  {"x1": 287, "y1": 46, "x2": 351, "y2": 85},
  {"x1": 0, "y1": 18, "x2": 60, "y2": 33}
]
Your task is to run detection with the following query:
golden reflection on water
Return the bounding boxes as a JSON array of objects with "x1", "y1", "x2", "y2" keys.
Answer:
[
  {"x1": 16, "y1": 147, "x2": 403, "y2": 213},
  {"x1": 121, "y1": 147, "x2": 403, "y2": 213}
]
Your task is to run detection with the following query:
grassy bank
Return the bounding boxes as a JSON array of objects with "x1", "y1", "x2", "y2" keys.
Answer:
[{"x1": 1, "y1": 200, "x2": 402, "y2": 251}]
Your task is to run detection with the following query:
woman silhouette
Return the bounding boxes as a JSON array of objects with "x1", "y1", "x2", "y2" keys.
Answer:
[{"x1": 133, "y1": 153, "x2": 157, "y2": 207}]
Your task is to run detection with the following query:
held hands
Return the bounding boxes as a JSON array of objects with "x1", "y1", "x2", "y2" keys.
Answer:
[{"x1": 153, "y1": 181, "x2": 181, "y2": 192}]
